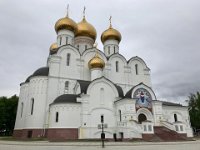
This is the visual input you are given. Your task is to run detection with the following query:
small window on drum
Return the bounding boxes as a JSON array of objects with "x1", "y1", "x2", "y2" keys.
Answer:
[
  {"x1": 135, "y1": 64, "x2": 138, "y2": 75},
  {"x1": 66, "y1": 53, "x2": 71, "y2": 66}
]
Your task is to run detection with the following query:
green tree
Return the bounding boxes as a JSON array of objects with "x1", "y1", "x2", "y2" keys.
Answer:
[
  {"x1": 0, "y1": 95, "x2": 18, "y2": 136},
  {"x1": 188, "y1": 92, "x2": 200, "y2": 129}
]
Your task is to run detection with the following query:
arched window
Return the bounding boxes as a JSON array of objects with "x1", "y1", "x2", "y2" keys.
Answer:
[
  {"x1": 77, "y1": 45, "x2": 79, "y2": 50},
  {"x1": 66, "y1": 53, "x2": 71, "y2": 66},
  {"x1": 119, "y1": 110, "x2": 122, "y2": 122},
  {"x1": 55, "y1": 112, "x2": 59, "y2": 122},
  {"x1": 138, "y1": 113, "x2": 147, "y2": 124},
  {"x1": 135, "y1": 64, "x2": 138, "y2": 75},
  {"x1": 66, "y1": 37, "x2": 68, "y2": 45},
  {"x1": 116, "y1": 61, "x2": 119, "y2": 72},
  {"x1": 108, "y1": 46, "x2": 110, "y2": 51},
  {"x1": 85, "y1": 45, "x2": 87, "y2": 50},
  {"x1": 59, "y1": 37, "x2": 62, "y2": 45},
  {"x1": 21, "y1": 102, "x2": 24, "y2": 117},
  {"x1": 65, "y1": 81, "x2": 69, "y2": 90},
  {"x1": 114, "y1": 46, "x2": 115, "y2": 53},
  {"x1": 174, "y1": 114, "x2": 178, "y2": 122},
  {"x1": 101, "y1": 115, "x2": 104, "y2": 123},
  {"x1": 31, "y1": 98, "x2": 34, "y2": 115}
]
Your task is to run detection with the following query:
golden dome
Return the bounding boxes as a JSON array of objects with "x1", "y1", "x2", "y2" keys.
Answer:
[
  {"x1": 49, "y1": 43, "x2": 58, "y2": 51},
  {"x1": 88, "y1": 53, "x2": 105, "y2": 69},
  {"x1": 76, "y1": 17, "x2": 97, "y2": 40},
  {"x1": 55, "y1": 16, "x2": 77, "y2": 33},
  {"x1": 101, "y1": 26, "x2": 121, "y2": 43}
]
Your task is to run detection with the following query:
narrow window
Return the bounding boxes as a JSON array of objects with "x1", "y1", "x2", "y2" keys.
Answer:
[
  {"x1": 180, "y1": 125, "x2": 183, "y2": 131},
  {"x1": 66, "y1": 37, "x2": 68, "y2": 45},
  {"x1": 119, "y1": 110, "x2": 122, "y2": 122},
  {"x1": 114, "y1": 46, "x2": 116, "y2": 53},
  {"x1": 65, "y1": 81, "x2": 69, "y2": 90},
  {"x1": 108, "y1": 46, "x2": 110, "y2": 54},
  {"x1": 175, "y1": 125, "x2": 179, "y2": 131},
  {"x1": 174, "y1": 114, "x2": 178, "y2": 122},
  {"x1": 21, "y1": 102, "x2": 24, "y2": 117},
  {"x1": 148, "y1": 125, "x2": 152, "y2": 131},
  {"x1": 144, "y1": 125, "x2": 147, "y2": 131},
  {"x1": 66, "y1": 53, "x2": 70, "y2": 66},
  {"x1": 116, "y1": 61, "x2": 119, "y2": 72},
  {"x1": 77, "y1": 45, "x2": 79, "y2": 50},
  {"x1": 59, "y1": 37, "x2": 62, "y2": 45},
  {"x1": 31, "y1": 98, "x2": 34, "y2": 115},
  {"x1": 85, "y1": 45, "x2": 87, "y2": 50},
  {"x1": 101, "y1": 115, "x2": 104, "y2": 123},
  {"x1": 56, "y1": 112, "x2": 59, "y2": 122},
  {"x1": 135, "y1": 64, "x2": 138, "y2": 75}
]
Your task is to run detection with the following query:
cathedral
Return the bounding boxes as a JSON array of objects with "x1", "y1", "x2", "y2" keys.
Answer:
[{"x1": 13, "y1": 9, "x2": 193, "y2": 141}]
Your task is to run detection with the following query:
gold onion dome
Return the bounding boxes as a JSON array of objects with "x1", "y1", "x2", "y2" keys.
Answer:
[
  {"x1": 55, "y1": 16, "x2": 77, "y2": 33},
  {"x1": 76, "y1": 17, "x2": 97, "y2": 40},
  {"x1": 88, "y1": 53, "x2": 105, "y2": 69},
  {"x1": 101, "y1": 26, "x2": 121, "y2": 43},
  {"x1": 49, "y1": 43, "x2": 58, "y2": 51}
]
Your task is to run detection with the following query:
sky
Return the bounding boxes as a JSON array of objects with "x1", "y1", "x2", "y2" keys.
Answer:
[{"x1": 0, "y1": 0, "x2": 200, "y2": 104}]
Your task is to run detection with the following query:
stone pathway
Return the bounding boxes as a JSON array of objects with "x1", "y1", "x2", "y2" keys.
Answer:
[{"x1": 0, "y1": 140, "x2": 200, "y2": 150}]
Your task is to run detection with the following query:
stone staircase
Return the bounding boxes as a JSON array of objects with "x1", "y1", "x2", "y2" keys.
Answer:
[{"x1": 143, "y1": 126, "x2": 187, "y2": 141}]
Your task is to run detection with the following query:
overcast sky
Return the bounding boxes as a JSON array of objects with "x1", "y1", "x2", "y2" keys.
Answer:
[{"x1": 0, "y1": 0, "x2": 199, "y2": 104}]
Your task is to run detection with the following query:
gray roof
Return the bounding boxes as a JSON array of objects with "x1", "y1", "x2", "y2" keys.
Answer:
[
  {"x1": 125, "y1": 82, "x2": 156, "y2": 99},
  {"x1": 25, "y1": 67, "x2": 49, "y2": 83},
  {"x1": 161, "y1": 101, "x2": 183, "y2": 107},
  {"x1": 77, "y1": 80, "x2": 91, "y2": 94},
  {"x1": 52, "y1": 94, "x2": 80, "y2": 105}
]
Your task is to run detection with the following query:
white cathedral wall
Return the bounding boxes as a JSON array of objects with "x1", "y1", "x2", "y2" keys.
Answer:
[
  {"x1": 57, "y1": 46, "x2": 81, "y2": 79},
  {"x1": 23, "y1": 77, "x2": 48, "y2": 129},
  {"x1": 79, "y1": 79, "x2": 118, "y2": 138},
  {"x1": 115, "y1": 99, "x2": 137, "y2": 121},
  {"x1": 162, "y1": 105, "x2": 193, "y2": 137},
  {"x1": 128, "y1": 59, "x2": 152, "y2": 87},
  {"x1": 49, "y1": 103, "x2": 81, "y2": 128},
  {"x1": 152, "y1": 101, "x2": 163, "y2": 126},
  {"x1": 107, "y1": 55, "x2": 127, "y2": 84},
  {"x1": 14, "y1": 84, "x2": 29, "y2": 129}
]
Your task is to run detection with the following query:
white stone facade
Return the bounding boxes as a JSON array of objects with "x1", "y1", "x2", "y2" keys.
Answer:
[{"x1": 14, "y1": 14, "x2": 193, "y2": 140}]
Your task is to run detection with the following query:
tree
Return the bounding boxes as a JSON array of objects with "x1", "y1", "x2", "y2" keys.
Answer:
[
  {"x1": 188, "y1": 92, "x2": 200, "y2": 130},
  {"x1": 0, "y1": 95, "x2": 18, "y2": 136}
]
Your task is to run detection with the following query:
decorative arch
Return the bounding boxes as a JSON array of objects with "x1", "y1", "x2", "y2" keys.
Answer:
[
  {"x1": 136, "y1": 108, "x2": 153, "y2": 122},
  {"x1": 82, "y1": 48, "x2": 107, "y2": 60},
  {"x1": 108, "y1": 53, "x2": 127, "y2": 65},
  {"x1": 128, "y1": 56, "x2": 149, "y2": 70},
  {"x1": 132, "y1": 83, "x2": 156, "y2": 100},
  {"x1": 86, "y1": 77, "x2": 119, "y2": 98},
  {"x1": 169, "y1": 111, "x2": 183, "y2": 122},
  {"x1": 57, "y1": 45, "x2": 81, "y2": 57}
]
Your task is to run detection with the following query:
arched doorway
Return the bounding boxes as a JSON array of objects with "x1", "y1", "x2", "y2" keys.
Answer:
[{"x1": 138, "y1": 113, "x2": 147, "y2": 124}]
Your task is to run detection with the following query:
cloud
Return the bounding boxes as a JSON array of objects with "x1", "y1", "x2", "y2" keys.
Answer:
[{"x1": 0, "y1": 0, "x2": 200, "y2": 104}]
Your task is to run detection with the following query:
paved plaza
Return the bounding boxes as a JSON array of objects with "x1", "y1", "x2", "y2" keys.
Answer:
[{"x1": 0, "y1": 140, "x2": 200, "y2": 150}]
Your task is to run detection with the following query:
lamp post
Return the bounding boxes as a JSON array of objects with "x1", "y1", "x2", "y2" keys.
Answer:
[{"x1": 101, "y1": 115, "x2": 105, "y2": 148}]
